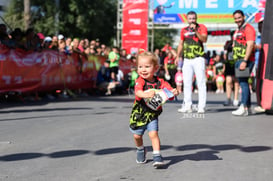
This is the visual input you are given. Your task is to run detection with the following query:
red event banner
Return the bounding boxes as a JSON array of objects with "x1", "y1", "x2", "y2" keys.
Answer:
[
  {"x1": 122, "y1": 0, "x2": 148, "y2": 54},
  {"x1": 0, "y1": 46, "x2": 135, "y2": 94},
  {"x1": 0, "y1": 47, "x2": 97, "y2": 93},
  {"x1": 255, "y1": 0, "x2": 266, "y2": 22}
]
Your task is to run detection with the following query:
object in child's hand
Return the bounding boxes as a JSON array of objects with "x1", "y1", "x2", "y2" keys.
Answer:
[
  {"x1": 175, "y1": 72, "x2": 183, "y2": 85},
  {"x1": 144, "y1": 88, "x2": 174, "y2": 111},
  {"x1": 164, "y1": 73, "x2": 171, "y2": 80}
]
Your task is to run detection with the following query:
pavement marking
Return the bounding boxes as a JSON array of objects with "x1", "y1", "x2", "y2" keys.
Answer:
[{"x1": 0, "y1": 141, "x2": 11, "y2": 144}]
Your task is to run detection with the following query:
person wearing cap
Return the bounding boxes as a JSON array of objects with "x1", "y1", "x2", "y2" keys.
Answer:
[
  {"x1": 36, "y1": 33, "x2": 45, "y2": 50},
  {"x1": 43, "y1": 36, "x2": 52, "y2": 49},
  {"x1": 57, "y1": 34, "x2": 65, "y2": 47},
  {"x1": 37, "y1": 33, "x2": 45, "y2": 40},
  {"x1": 58, "y1": 34, "x2": 64, "y2": 40}
]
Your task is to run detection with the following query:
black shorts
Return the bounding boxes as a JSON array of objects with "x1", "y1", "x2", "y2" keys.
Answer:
[
  {"x1": 225, "y1": 64, "x2": 235, "y2": 76},
  {"x1": 110, "y1": 66, "x2": 119, "y2": 74}
]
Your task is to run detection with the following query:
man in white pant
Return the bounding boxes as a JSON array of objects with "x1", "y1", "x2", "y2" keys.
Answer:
[{"x1": 175, "y1": 11, "x2": 208, "y2": 113}]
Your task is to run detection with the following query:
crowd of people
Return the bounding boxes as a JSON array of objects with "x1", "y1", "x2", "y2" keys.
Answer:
[{"x1": 0, "y1": 24, "x2": 137, "y2": 99}]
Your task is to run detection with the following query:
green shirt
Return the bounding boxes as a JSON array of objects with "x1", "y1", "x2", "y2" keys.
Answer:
[{"x1": 108, "y1": 51, "x2": 120, "y2": 68}]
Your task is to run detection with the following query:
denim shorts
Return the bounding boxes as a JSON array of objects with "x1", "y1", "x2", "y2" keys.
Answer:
[{"x1": 129, "y1": 119, "x2": 159, "y2": 135}]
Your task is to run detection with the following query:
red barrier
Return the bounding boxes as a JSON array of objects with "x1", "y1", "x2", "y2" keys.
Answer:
[{"x1": 0, "y1": 46, "x2": 135, "y2": 94}]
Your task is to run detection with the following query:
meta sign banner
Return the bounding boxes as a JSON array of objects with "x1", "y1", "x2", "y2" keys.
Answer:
[
  {"x1": 153, "y1": 0, "x2": 261, "y2": 24},
  {"x1": 122, "y1": 0, "x2": 148, "y2": 54}
]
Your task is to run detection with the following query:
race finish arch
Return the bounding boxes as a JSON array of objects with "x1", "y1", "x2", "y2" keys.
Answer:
[
  {"x1": 256, "y1": 0, "x2": 273, "y2": 112},
  {"x1": 117, "y1": 0, "x2": 262, "y2": 52},
  {"x1": 153, "y1": 0, "x2": 259, "y2": 24},
  {"x1": 153, "y1": 0, "x2": 261, "y2": 51}
]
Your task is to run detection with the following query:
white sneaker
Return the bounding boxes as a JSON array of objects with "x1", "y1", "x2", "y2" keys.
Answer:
[
  {"x1": 232, "y1": 105, "x2": 248, "y2": 116},
  {"x1": 197, "y1": 108, "x2": 205, "y2": 114},
  {"x1": 178, "y1": 106, "x2": 192, "y2": 113},
  {"x1": 216, "y1": 89, "x2": 220, "y2": 94},
  {"x1": 254, "y1": 106, "x2": 265, "y2": 113},
  {"x1": 233, "y1": 100, "x2": 239, "y2": 107}
]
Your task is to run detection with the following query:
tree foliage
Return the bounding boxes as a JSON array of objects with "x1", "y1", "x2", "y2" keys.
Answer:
[
  {"x1": 4, "y1": 0, "x2": 117, "y2": 45},
  {"x1": 3, "y1": 0, "x2": 177, "y2": 48},
  {"x1": 153, "y1": 28, "x2": 178, "y2": 50}
]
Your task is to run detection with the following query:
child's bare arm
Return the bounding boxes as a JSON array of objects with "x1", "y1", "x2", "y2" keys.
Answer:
[
  {"x1": 171, "y1": 88, "x2": 179, "y2": 96},
  {"x1": 135, "y1": 90, "x2": 155, "y2": 99}
]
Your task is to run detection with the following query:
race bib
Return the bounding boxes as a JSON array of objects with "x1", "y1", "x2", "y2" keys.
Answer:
[{"x1": 144, "y1": 88, "x2": 174, "y2": 111}]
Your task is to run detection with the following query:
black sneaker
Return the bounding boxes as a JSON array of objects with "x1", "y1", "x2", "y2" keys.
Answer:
[
  {"x1": 152, "y1": 154, "x2": 164, "y2": 168},
  {"x1": 136, "y1": 148, "x2": 147, "y2": 164},
  {"x1": 223, "y1": 99, "x2": 232, "y2": 106}
]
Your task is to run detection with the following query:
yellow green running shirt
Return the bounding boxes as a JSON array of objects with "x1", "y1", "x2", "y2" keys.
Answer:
[
  {"x1": 129, "y1": 76, "x2": 173, "y2": 130},
  {"x1": 180, "y1": 24, "x2": 207, "y2": 59}
]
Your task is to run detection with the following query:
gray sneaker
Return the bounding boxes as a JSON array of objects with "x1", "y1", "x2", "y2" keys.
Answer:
[
  {"x1": 223, "y1": 99, "x2": 232, "y2": 106},
  {"x1": 136, "y1": 148, "x2": 147, "y2": 164},
  {"x1": 152, "y1": 154, "x2": 164, "y2": 168}
]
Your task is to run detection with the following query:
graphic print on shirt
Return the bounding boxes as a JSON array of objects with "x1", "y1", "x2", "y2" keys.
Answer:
[{"x1": 182, "y1": 25, "x2": 205, "y2": 59}]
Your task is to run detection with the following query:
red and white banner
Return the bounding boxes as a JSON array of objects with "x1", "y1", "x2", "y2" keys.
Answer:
[
  {"x1": 122, "y1": 0, "x2": 148, "y2": 54},
  {"x1": 0, "y1": 46, "x2": 134, "y2": 94},
  {"x1": 255, "y1": 0, "x2": 266, "y2": 22}
]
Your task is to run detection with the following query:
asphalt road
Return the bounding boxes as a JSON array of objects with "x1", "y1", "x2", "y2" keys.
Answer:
[{"x1": 0, "y1": 93, "x2": 272, "y2": 181}]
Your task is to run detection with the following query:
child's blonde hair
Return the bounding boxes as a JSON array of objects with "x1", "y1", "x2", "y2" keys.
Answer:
[{"x1": 136, "y1": 51, "x2": 159, "y2": 67}]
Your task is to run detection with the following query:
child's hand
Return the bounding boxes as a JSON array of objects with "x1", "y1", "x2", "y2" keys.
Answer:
[
  {"x1": 145, "y1": 89, "x2": 156, "y2": 98},
  {"x1": 172, "y1": 88, "x2": 179, "y2": 96}
]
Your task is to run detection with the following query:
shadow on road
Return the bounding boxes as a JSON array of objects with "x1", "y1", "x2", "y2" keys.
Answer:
[
  {"x1": 0, "y1": 107, "x2": 93, "y2": 114},
  {"x1": 1, "y1": 144, "x2": 270, "y2": 165}
]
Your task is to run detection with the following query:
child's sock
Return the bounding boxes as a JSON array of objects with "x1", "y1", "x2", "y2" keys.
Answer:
[
  {"x1": 153, "y1": 150, "x2": 160, "y2": 155},
  {"x1": 136, "y1": 146, "x2": 144, "y2": 150}
]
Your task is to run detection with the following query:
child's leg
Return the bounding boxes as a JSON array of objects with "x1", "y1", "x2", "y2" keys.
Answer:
[
  {"x1": 216, "y1": 81, "x2": 220, "y2": 92},
  {"x1": 234, "y1": 80, "x2": 240, "y2": 102},
  {"x1": 130, "y1": 128, "x2": 146, "y2": 164},
  {"x1": 148, "y1": 131, "x2": 160, "y2": 151},
  {"x1": 147, "y1": 120, "x2": 164, "y2": 168},
  {"x1": 176, "y1": 84, "x2": 182, "y2": 93},
  {"x1": 133, "y1": 134, "x2": 143, "y2": 147},
  {"x1": 225, "y1": 76, "x2": 233, "y2": 99},
  {"x1": 133, "y1": 134, "x2": 147, "y2": 163},
  {"x1": 220, "y1": 83, "x2": 224, "y2": 93},
  {"x1": 111, "y1": 72, "x2": 116, "y2": 81},
  {"x1": 148, "y1": 130, "x2": 164, "y2": 168}
]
